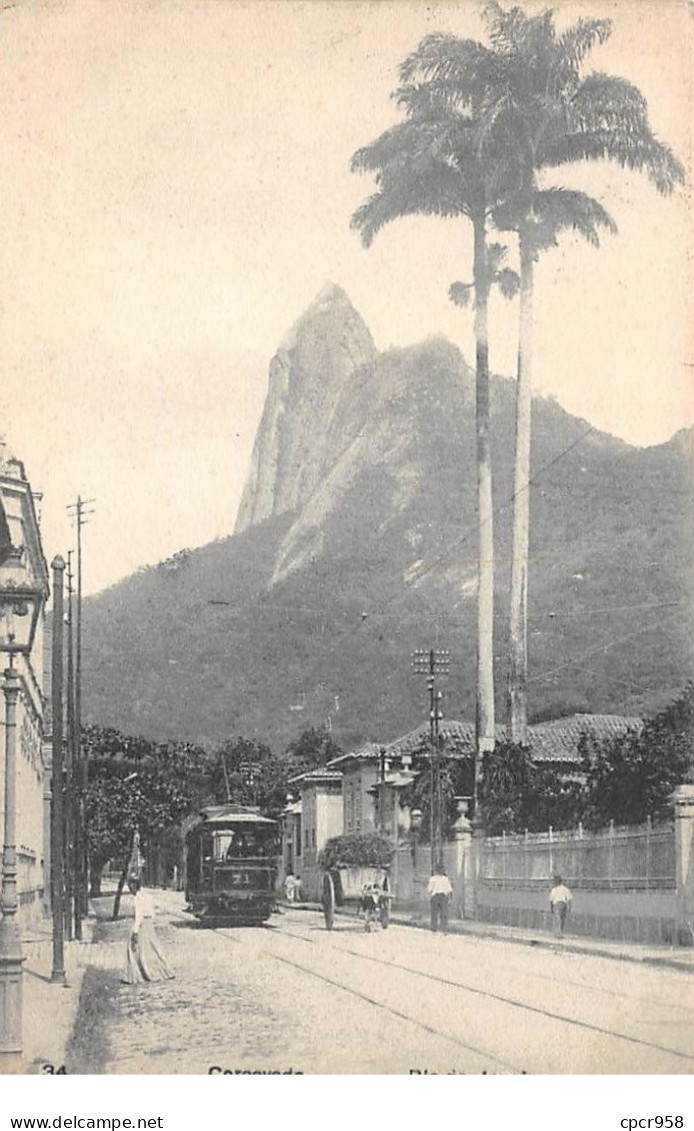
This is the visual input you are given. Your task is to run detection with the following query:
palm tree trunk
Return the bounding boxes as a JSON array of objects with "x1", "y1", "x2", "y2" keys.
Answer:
[
  {"x1": 508, "y1": 228, "x2": 534, "y2": 744},
  {"x1": 473, "y1": 213, "x2": 495, "y2": 811}
]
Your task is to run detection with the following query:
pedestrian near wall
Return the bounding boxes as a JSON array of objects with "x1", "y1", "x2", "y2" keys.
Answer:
[
  {"x1": 427, "y1": 863, "x2": 453, "y2": 933},
  {"x1": 122, "y1": 879, "x2": 175, "y2": 984},
  {"x1": 549, "y1": 874, "x2": 572, "y2": 936},
  {"x1": 284, "y1": 872, "x2": 297, "y2": 903}
]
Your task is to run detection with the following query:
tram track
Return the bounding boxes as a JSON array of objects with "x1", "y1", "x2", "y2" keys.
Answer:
[
  {"x1": 210, "y1": 925, "x2": 521, "y2": 1072},
  {"x1": 268, "y1": 917, "x2": 694, "y2": 1016},
  {"x1": 260, "y1": 920, "x2": 694, "y2": 1066}
]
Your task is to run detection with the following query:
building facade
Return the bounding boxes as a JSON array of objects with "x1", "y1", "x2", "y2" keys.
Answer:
[
  {"x1": 282, "y1": 770, "x2": 343, "y2": 900},
  {"x1": 0, "y1": 451, "x2": 50, "y2": 924}
]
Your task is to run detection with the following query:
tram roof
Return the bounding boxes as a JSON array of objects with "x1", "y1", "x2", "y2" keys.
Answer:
[{"x1": 196, "y1": 805, "x2": 277, "y2": 826}]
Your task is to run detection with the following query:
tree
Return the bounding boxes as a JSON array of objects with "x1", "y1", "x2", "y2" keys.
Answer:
[
  {"x1": 83, "y1": 724, "x2": 213, "y2": 916},
  {"x1": 582, "y1": 685, "x2": 693, "y2": 828},
  {"x1": 399, "y1": 741, "x2": 473, "y2": 843},
  {"x1": 479, "y1": 740, "x2": 584, "y2": 834},
  {"x1": 210, "y1": 736, "x2": 289, "y2": 819},
  {"x1": 284, "y1": 726, "x2": 342, "y2": 777},
  {"x1": 351, "y1": 37, "x2": 517, "y2": 801},
  {"x1": 482, "y1": 2, "x2": 685, "y2": 741}
]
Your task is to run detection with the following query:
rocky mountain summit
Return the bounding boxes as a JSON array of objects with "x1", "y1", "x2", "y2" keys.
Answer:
[
  {"x1": 235, "y1": 282, "x2": 377, "y2": 535},
  {"x1": 82, "y1": 286, "x2": 694, "y2": 751}
]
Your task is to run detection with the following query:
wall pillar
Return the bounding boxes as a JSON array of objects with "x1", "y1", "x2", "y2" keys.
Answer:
[
  {"x1": 450, "y1": 799, "x2": 473, "y2": 918},
  {"x1": 674, "y1": 784, "x2": 694, "y2": 946},
  {"x1": 466, "y1": 811, "x2": 486, "y2": 921}
]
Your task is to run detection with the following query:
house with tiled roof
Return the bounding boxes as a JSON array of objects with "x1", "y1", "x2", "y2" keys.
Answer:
[
  {"x1": 527, "y1": 714, "x2": 643, "y2": 763},
  {"x1": 382, "y1": 714, "x2": 642, "y2": 767},
  {"x1": 318, "y1": 713, "x2": 643, "y2": 851}
]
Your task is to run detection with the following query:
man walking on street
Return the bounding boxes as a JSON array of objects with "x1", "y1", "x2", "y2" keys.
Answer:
[
  {"x1": 549, "y1": 874, "x2": 572, "y2": 936},
  {"x1": 427, "y1": 863, "x2": 453, "y2": 932}
]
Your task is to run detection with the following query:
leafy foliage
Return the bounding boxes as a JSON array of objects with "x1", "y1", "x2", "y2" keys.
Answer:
[
  {"x1": 199, "y1": 728, "x2": 342, "y2": 821},
  {"x1": 399, "y1": 741, "x2": 473, "y2": 841},
  {"x1": 319, "y1": 833, "x2": 393, "y2": 870},
  {"x1": 209, "y1": 736, "x2": 284, "y2": 818},
  {"x1": 581, "y1": 684, "x2": 693, "y2": 829},
  {"x1": 83, "y1": 724, "x2": 213, "y2": 895},
  {"x1": 284, "y1": 727, "x2": 342, "y2": 777},
  {"x1": 479, "y1": 740, "x2": 584, "y2": 834},
  {"x1": 477, "y1": 687, "x2": 693, "y2": 834}
]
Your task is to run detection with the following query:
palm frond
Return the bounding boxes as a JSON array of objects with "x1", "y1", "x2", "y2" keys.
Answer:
[
  {"x1": 497, "y1": 268, "x2": 520, "y2": 299},
  {"x1": 555, "y1": 73, "x2": 686, "y2": 193},
  {"x1": 350, "y1": 156, "x2": 474, "y2": 247},
  {"x1": 484, "y1": 4, "x2": 528, "y2": 55},
  {"x1": 350, "y1": 119, "x2": 444, "y2": 175},
  {"x1": 556, "y1": 18, "x2": 612, "y2": 74},
  {"x1": 486, "y1": 241, "x2": 509, "y2": 275},
  {"x1": 399, "y1": 33, "x2": 503, "y2": 95},
  {"x1": 529, "y1": 187, "x2": 617, "y2": 251},
  {"x1": 395, "y1": 79, "x2": 475, "y2": 121},
  {"x1": 449, "y1": 281, "x2": 473, "y2": 308}
]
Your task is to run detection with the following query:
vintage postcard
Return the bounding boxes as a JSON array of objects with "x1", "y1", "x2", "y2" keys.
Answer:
[{"x1": 0, "y1": 0, "x2": 692, "y2": 1083}]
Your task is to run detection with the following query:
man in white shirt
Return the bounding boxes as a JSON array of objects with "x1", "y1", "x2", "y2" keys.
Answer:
[
  {"x1": 427, "y1": 864, "x2": 453, "y2": 932},
  {"x1": 549, "y1": 874, "x2": 572, "y2": 935}
]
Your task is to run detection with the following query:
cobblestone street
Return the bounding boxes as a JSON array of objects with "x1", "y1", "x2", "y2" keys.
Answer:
[{"x1": 59, "y1": 891, "x2": 694, "y2": 1075}]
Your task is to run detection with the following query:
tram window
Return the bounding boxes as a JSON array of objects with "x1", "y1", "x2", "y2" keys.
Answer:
[
  {"x1": 217, "y1": 829, "x2": 268, "y2": 859},
  {"x1": 215, "y1": 834, "x2": 233, "y2": 861}
]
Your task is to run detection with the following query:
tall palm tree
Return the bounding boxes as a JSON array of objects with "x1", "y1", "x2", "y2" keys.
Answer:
[
  {"x1": 494, "y1": 186, "x2": 617, "y2": 741},
  {"x1": 350, "y1": 39, "x2": 513, "y2": 802},
  {"x1": 481, "y1": 3, "x2": 686, "y2": 741}
]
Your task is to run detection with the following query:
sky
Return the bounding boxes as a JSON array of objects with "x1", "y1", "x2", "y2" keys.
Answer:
[{"x1": 0, "y1": 0, "x2": 691, "y2": 596}]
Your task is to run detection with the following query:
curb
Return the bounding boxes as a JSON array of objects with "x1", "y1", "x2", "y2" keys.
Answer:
[
  {"x1": 397, "y1": 918, "x2": 694, "y2": 972},
  {"x1": 387, "y1": 913, "x2": 694, "y2": 973},
  {"x1": 287, "y1": 903, "x2": 694, "y2": 974}
]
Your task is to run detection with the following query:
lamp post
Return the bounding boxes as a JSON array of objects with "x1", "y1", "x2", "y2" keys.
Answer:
[{"x1": 0, "y1": 550, "x2": 45, "y2": 1070}]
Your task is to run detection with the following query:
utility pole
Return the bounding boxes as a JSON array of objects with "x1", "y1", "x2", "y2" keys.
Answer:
[
  {"x1": 50, "y1": 556, "x2": 66, "y2": 984},
  {"x1": 411, "y1": 649, "x2": 450, "y2": 871},
  {"x1": 67, "y1": 497, "x2": 95, "y2": 938},
  {"x1": 378, "y1": 745, "x2": 387, "y2": 835},
  {"x1": 64, "y1": 552, "x2": 75, "y2": 940}
]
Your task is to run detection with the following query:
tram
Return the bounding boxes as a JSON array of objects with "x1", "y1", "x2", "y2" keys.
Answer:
[{"x1": 185, "y1": 805, "x2": 279, "y2": 925}]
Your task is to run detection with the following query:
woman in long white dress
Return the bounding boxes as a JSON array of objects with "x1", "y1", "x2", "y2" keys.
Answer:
[{"x1": 122, "y1": 880, "x2": 174, "y2": 984}]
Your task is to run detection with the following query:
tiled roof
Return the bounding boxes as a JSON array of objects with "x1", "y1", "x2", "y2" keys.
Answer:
[
  {"x1": 528, "y1": 714, "x2": 642, "y2": 763},
  {"x1": 383, "y1": 720, "x2": 479, "y2": 758},
  {"x1": 287, "y1": 768, "x2": 344, "y2": 785},
  {"x1": 338, "y1": 714, "x2": 644, "y2": 766},
  {"x1": 325, "y1": 742, "x2": 381, "y2": 769}
]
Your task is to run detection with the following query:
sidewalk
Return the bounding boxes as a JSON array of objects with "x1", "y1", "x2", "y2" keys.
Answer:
[
  {"x1": 291, "y1": 900, "x2": 694, "y2": 973},
  {"x1": 387, "y1": 910, "x2": 694, "y2": 973},
  {"x1": 21, "y1": 918, "x2": 94, "y2": 1074}
]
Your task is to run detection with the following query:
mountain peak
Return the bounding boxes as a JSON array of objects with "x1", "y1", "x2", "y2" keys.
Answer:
[
  {"x1": 279, "y1": 282, "x2": 367, "y2": 353},
  {"x1": 313, "y1": 280, "x2": 351, "y2": 305},
  {"x1": 234, "y1": 283, "x2": 376, "y2": 533}
]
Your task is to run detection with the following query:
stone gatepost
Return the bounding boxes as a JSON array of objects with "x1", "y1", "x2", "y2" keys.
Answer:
[
  {"x1": 674, "y1": 784, "x2": 694, "y2": 946},
  {"x1": 450, "y1": 798, "x2": 474, "y2": 919}
]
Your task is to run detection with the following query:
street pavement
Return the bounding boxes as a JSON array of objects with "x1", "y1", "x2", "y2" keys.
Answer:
[{"x1": 57, "y1": 892, "x2": 694, "y2": 1075}]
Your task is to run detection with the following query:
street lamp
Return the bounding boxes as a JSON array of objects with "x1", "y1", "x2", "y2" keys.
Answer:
[{"x1": 0, "y1": 547, "x2": 45, "y2": 1069}]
